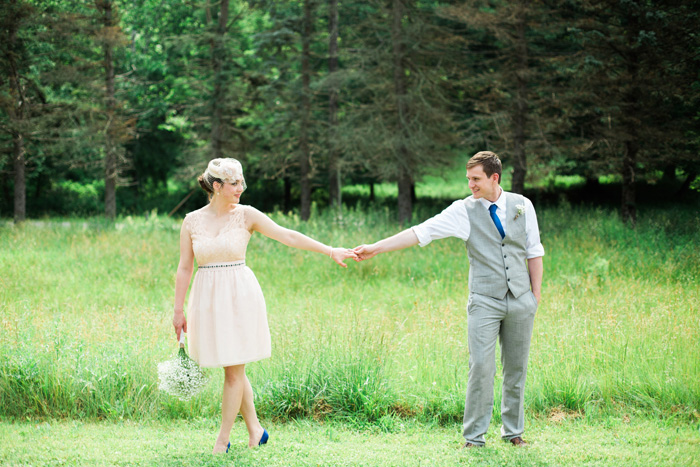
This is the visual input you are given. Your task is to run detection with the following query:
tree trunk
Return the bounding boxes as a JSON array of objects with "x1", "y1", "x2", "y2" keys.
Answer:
[
  {"x1": 5, "y1": 1, "x2": 26, "y2": 223},
  {"x1": 1, "y1": 172, "x2": 11, "y2": 214},
  {"x1": 283, "y1": 177, "x2": 292, "y2": 212},
  {"x1": 392, "y1": 0, "x2": 412, "y2": 224},
  {"x1": 99, "y1": 0, "x2": 117, "y2": 220},
  {"x1": 676, "y1": 170, "x2": 697, "y2": 197},
  {"x1": 661, "y1": 164, "x2": 676, "y2": 185},
  {"x1": 621, "y1": 44, "x2": 639, "y2": 227},
  {"x1": 621, "y1": 141, "x2": 637, "y2": 226},
  {"x1": 584, "y1": 174, "x2": 600, "y2": 189},
  {"x1": 13, "y1": 133, "x2": 26, "y2": 223},
  {"x1": 398, "y1": 169, "x2": 412, "y2": 224},
  {"x1": 510, "y1": 2, "x2": 529, "y2": 195},
  {"x1": 210, "y1": 0, "x2": 229, "y2": 160},
  {"x1": 327, "y1": 0, "x2": 341, "y2": 209},
  {"x1": 299, "y1": 0, "x2": 313, "y2": 220}
]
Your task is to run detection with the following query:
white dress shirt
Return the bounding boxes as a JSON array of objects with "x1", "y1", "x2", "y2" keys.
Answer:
[{"x1": 412, "y1": 189, "x2": 545, "y2": 259}]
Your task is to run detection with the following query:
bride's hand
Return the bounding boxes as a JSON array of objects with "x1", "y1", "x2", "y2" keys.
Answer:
[
  {"x1": 330, "y1": 247, "x2": 358, "y2": 268},
  {"x1": 173, "y1": 310, "x2": 187, "y2": 340}
]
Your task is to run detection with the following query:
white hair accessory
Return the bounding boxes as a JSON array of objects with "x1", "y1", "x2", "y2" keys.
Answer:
[{"x1": 206, "y1": 158, "x2": 244, "y2": 183}]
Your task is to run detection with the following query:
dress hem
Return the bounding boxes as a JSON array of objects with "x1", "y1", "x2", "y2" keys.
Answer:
[{"x1": 197, "y1": 353, "x2": 271, "y2": 368}]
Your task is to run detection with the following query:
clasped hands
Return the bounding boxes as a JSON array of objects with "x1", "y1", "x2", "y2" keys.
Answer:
[
  {"x1": 330, "y1": 243, "x2": 380, "y2": 267},
  {"x1": 352, "y1": 244, "x2": 379, "y2": 262}
]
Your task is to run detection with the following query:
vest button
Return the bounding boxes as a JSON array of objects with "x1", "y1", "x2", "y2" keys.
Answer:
[
  {"x1": 502, "y1": 243, "x2": 505, "y2": 247},
  {"x1": 503, "y1": 255, "x2": 507, "y2": 258},
  {"x1": 507, "y1": 278, "x2": 510, "y2": 281}
]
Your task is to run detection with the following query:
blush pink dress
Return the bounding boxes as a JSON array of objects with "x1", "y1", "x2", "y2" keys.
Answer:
[{"x1": 183, "y1": 205, "x2": 271, "y2": 367}]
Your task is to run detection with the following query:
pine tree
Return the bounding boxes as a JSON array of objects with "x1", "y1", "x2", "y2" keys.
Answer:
[
  {"x1": 565, "y1": 0, "x2": 700, "y2": 224},
  {"x1": 327, "y1": 0, "x2": 341, "y2": 209},
  {"x1": 95, "y1": 0, "x2": 129, "y2": 219},
  {"x1": 335, "y1": 0, "x2": 457, "y2": 222},
  {"x1": 439, "y1": 0, "x2": 568, "y2": 194},
  {"x1": 0, "y1": 0, "x2": 33, "y2": 222}
]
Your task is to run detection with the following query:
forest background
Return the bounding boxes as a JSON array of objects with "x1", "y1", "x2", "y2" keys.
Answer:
[{"x1": 2, "y1": 0, "x2": 699, "y2": 223}]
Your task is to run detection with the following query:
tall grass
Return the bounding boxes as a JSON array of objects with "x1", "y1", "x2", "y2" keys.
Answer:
[{"x1": 0, "y1": 203, "x2": 698, "y2": 424}]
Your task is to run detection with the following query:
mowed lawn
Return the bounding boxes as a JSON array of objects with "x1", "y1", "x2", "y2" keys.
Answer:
[{"x1": 1, "y1": 417, "x2": 698, "y2": 466}]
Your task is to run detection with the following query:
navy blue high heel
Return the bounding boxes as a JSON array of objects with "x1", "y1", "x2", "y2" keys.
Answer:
[
  {"x1": 225, "y1": 442, "x2": 230, "y2": 453},
  {"x1": 259, "y1": 429, "x2": 269, "y2": 446}
]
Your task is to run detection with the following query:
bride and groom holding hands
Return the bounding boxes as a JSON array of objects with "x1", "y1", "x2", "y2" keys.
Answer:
[{"x1": 172, "y1": 150, "x2": 544, "y2": 453}]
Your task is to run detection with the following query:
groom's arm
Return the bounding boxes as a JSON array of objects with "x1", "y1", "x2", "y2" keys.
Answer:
[
  {"x1": 355, "y1": 199, "x2": 470, "y2": 261},
  {"x1": 527, "y1": 256, "x2": 543, "y2": 303},
  {"x1": 523, "y1": 198, "x2": 544, "y2": 304},
  {"x1": 354, "y1": 229, "x2": 419, "y2": 261}
]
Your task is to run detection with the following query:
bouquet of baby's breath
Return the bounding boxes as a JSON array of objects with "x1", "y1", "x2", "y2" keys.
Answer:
[{"x1": 158, "y1": 333, "x2": 209, "y2": 400}]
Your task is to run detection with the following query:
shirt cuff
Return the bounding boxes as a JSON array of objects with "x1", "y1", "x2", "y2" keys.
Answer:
[
  {"x1": 411, "y1": 225, "x2": 432, "y2": 247},
  {"x1": 526, "y1": 243, "x2": 545, "y2": 259}
]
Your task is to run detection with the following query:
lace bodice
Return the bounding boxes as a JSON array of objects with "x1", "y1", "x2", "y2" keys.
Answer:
[{"x1": 184, "y1": 206, "x2": 251, "y2": 266}]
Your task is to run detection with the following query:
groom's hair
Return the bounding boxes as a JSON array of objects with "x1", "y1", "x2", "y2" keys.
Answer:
[{"x1": 467, "y1": 151, "x2": 502, "y2": 183}]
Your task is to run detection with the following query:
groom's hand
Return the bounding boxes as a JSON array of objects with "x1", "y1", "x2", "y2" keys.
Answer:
[{"x1": 353, "y1": 244, "x2": 379, "y2": 261}]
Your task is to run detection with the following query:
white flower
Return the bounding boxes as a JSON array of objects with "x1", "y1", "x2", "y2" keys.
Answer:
[
  {"x1": 514, "y1": 204, "x2": 526, "y2": 220},
  {"x1": 157, "y1": 352, "x2": 209, "y2": 401}
]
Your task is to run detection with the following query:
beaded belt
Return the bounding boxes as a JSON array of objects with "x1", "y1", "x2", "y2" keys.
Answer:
[{"x1": 198, "y1": 261, "x2": 245, "y2": 269}]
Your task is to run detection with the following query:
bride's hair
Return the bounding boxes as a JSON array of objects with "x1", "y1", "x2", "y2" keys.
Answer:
[{"x1": 198, "y1": 172, "x2": 223, "y2": 198}]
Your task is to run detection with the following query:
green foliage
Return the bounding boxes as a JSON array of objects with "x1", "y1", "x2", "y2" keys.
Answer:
[
  {"x1": 2, "y1": 0, "x2": 699, "y2": 220},
  {"x1": 260, "y1": 352, "x2": 395, "y2": 423},
  {"x1": 559, "y1": 1, "x2": 700, "y2": 196},
  {"x1": 50, "y1": 180, "x2": 103, "y2": 215}
]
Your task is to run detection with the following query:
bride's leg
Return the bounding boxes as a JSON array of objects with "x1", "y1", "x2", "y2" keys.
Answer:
[
  {"x1": 213, "y1": 364, "x2": 246, "y2": 453},
  {"x1": 238, "y1": 373, "x2": 266, "y2": 447}
]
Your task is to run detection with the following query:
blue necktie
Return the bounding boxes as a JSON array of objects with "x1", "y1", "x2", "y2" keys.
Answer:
[{"x1": 489, "y1": 204, "x2": 505, "y2": 239}]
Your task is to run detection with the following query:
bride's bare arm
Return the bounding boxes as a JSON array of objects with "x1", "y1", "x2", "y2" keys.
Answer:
[
  {"x1": 173, "y1": 220, "x2": 195, "y2": 339},
  {"x1": 246, "y1": 206, "x2": 357, "y2": 267}
]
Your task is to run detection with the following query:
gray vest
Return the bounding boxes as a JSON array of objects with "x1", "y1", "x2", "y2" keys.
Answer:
[{"x1": 464, "y1": 192, "x2": 531, "y2": 299}]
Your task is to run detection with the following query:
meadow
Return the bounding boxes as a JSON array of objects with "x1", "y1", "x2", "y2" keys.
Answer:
[{"x1": 1, "y1": 198, "x2": 699, "y2": 465}]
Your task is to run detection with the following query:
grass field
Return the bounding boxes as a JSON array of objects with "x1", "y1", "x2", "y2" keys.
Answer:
[
  {"x1": 2, "y1": 417, "x2": 698, "y2": 466},
  {"x1": 1, "y1": 202, "x2": 699, "y2": 464}
]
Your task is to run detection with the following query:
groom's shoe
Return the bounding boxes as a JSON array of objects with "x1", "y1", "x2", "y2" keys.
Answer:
[
  {"x1": 464, "y1": 442, "x2": 482, "y2": 449},
  {"x1": 509, "y1": 437, "x2": 528, "y2": 447}
]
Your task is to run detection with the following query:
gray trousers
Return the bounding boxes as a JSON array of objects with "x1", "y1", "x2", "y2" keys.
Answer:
[{"x1": 462, "y1": 290, "x2": 538, "y2": 445}]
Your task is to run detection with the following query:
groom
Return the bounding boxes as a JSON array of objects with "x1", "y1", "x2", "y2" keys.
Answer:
[{"x1": 354, "y1": 151, "x2": 544, "y2": 447}]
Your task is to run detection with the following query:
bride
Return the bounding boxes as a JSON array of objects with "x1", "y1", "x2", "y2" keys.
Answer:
[{"x1": 171, "y1": 158, "x2": 357, "y2": 453}]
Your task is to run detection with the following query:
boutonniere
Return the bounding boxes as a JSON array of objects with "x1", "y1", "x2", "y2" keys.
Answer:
[{"x1": 514, "y1": 204, "x2": 526, "y2": 220}]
